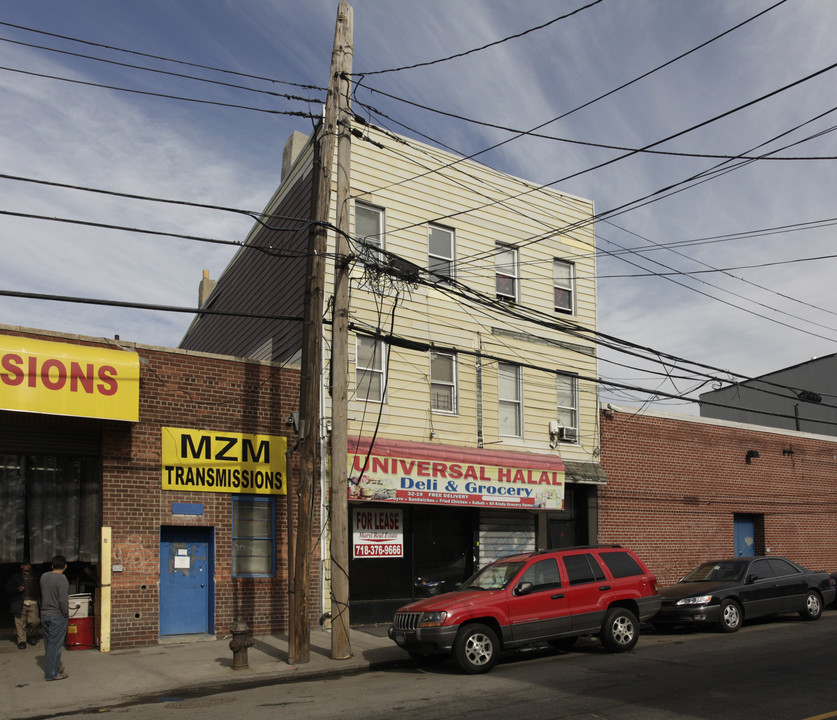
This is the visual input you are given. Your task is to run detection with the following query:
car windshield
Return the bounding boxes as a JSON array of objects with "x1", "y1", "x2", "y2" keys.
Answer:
[
  {"x1": 681, "y1": 561, "x2": 747, "y2": 583},
  {"x1": 461, "y1": 560, "x2": 525, "y2": 591}
]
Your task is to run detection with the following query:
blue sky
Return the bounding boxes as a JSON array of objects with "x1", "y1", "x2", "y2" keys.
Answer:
[{"x1": 2, "y1": 0, "x2": 836, "y2": 412}]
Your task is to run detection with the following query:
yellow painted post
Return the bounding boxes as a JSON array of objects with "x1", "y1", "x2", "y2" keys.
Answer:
[{"x1": 99, "y1": 527, "x2": 112, "y2": 652}]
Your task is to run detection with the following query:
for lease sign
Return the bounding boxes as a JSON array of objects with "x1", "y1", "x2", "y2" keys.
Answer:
[
  {"x1": 353, "y1": 508, "x2": 403, "y2": 559},
  {"x1": 0, "y1": 335, "x2": 139, "y2": 421}
]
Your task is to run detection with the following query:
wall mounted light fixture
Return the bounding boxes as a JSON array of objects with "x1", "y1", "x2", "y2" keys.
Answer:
[{"x1": 745, "y1": 449, "x2": 760, "y2": 464}]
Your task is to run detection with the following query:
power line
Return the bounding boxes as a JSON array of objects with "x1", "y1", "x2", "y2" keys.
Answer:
[
  {"x1": 0, "y1": 65, "x2": 320, "y2": 118},
  {"x1": 354, "y1": 0, "x2": 604, "y2": 76},
  {"x1": 0, "y1": 34, "x2": 325, "y2": 103},
  {"x1": 0, "y1": 20, "x2": 324, "y2": 91}
]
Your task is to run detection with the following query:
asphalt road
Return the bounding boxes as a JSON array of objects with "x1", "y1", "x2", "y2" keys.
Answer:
[{"x1": 59, "y1": 611, "x2": 837, "y2": 720}]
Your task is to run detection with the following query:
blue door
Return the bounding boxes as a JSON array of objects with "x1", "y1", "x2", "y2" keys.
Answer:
[
  {"x1": 159, "y1": 527, "x2": 213, "y2": 636},
  {"x1": 734, "y1": 515, "x2": 756, "y2": 557}
]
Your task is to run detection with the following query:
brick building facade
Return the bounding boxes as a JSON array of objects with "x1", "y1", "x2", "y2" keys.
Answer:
[
  {"x1": 0, "y1": 326, "x2": 315, "y2": 650},
  {"x1": 599, "y1": 405, "x2": 837, "y2": 585}
]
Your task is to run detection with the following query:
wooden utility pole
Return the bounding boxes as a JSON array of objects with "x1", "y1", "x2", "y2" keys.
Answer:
[
  {"x1": 289, "y1": 0, "x2": 353, "y2": 666},
  {"x1": 330, "y1": 0, "x2": 353, "y2": 661}
]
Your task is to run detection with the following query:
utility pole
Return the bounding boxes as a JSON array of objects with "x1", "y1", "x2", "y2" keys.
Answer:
[
  {"x1": 289, "y1": 0, "x2": 353, "y2": 666},
  {"x1": 330, "y1": 0, "x2": 353, "y2": 662}
]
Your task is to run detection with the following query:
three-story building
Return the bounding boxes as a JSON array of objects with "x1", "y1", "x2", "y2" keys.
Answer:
[{"x1": 181, "y1": 124, "x2": 605, "y2": 623}]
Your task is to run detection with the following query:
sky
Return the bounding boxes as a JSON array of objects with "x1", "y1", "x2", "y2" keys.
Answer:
[{"x1": 2, "y1": 0, "x2": 836, "y2": 414}]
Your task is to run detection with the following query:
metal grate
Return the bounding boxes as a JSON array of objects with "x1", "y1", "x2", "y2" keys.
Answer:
[{"x1": 393, "y1": 612, "x2": 422, "y2": 631}]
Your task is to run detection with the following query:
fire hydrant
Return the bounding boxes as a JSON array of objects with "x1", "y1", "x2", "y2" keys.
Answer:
[{"x1": 229, "y1": 620, "x2": 253, "y2": 670}]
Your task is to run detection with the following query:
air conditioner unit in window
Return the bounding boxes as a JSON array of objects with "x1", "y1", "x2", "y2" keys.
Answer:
[{"x1": 558, "y1": 426, "x2": 577, "y2": 443}]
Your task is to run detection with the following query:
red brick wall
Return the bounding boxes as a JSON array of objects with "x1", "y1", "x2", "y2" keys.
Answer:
[
  {"x1": 1, "y1": 328, "x2": 318, "y2": 649},
  {"x1": 599, "y1": 408, "x2": 837, "y2": 586}
]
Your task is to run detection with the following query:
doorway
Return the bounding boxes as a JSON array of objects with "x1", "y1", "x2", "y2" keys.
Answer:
[{"x1": 159, "y1": 526, "x2": 214, "y2": 636}]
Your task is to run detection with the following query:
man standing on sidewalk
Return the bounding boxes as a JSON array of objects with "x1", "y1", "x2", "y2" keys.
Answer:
[
  {"x1": 5, "y1": 559, "x2": 40, "y2": 649},
  {"x1": 40, "y1": 555, "x2": 69, "y2": 681}
]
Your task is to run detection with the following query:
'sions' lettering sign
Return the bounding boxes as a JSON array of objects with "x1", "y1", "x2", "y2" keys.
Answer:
[
  {"x1": 0, "y1": 336, "x2": 139, "y2": 421},
  {"x1": 161, "y1": 427, "x2": 287, "y2": 495}
]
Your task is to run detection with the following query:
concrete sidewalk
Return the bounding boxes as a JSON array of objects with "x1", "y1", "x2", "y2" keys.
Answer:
[{"x1": 2, "y1": 625, "x2": 409, "y2": 719}]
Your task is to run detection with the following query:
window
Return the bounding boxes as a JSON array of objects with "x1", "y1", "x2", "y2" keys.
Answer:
[
  {"x1": 599, "y1": 551, "x2": 643, "y2": 578},
  {"x1": 519, "y1": 557, "x2": 562, "y2": 592},
  {"x1": 495, "y1": 244, "x2": 518, "y2": 301},
  {"x1": 498, "y1": 362, "x2": 522, "y2": 437},
  {"x1": 356, "y1": 336, "x2": 386, "y2": 403},
  {"x1": 553, "y1": 259, "x2": 575, "y2": 313},
  {"x1": 355, "y1": 202, "x2": 384, "y2": 262},
  {"x1": 556, "y1": 374, "x2": 578, "y2": 441},
  {"x1": 431, "y1": 351, "x2": 457, "y2": 413},
  {"x1": 428, "y1": 224, "x2": 454, "y2": 281},
  {"x1": 563, "y1": 553, "x2": 605, "y2": 586},
  {"x1": 232, "y1": 496, "x2": 275, "y2": 577}
]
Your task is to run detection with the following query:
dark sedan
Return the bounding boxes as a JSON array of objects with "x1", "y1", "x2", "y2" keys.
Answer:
[{"x1": 653, "y1": 556, "x2": 836, "y2": 633}]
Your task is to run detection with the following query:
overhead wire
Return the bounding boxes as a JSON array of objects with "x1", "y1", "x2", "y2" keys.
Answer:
[
  {"x1": 0, "y1": 20, "x2": 324, "y2": 91},
  {"x1": 0, "y1": 65, "x2": 320, "y2": 118}
]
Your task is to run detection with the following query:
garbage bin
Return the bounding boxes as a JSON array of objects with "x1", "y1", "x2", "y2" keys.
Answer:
[{"x1": 66, "y1": 616, "x2": 95, "y2": 650}]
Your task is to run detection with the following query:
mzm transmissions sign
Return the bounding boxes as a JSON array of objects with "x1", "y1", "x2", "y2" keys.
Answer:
[{"x1": 162, "y1": 427, "x2": 287, "y2": 495}]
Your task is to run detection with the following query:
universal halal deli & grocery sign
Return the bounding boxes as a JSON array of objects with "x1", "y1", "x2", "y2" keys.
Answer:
[{"x1": 348, "y1": 437, "x2": 565, "y2": 511}]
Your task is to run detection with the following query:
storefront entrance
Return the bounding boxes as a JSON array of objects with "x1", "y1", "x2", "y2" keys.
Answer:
[{"x1": 349, "y1": 505, "x2": 476, "y2": 624}]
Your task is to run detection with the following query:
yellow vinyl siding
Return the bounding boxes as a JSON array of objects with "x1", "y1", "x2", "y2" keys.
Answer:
[{"x1": 331, "y1": 125, "x2": 598, "y2": 463}]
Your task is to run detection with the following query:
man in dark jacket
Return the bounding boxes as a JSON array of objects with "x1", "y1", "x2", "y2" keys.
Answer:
[
  {"x1": 4, "y1": 559, "x2": 40, "y2": 649},
  {"x1": 40, "y1": 555, "x2": 69, "y2": 681}
]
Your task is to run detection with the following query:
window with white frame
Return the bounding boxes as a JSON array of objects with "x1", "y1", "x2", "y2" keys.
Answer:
[
  {"x1": 430, "y1": 351, "x2": 457, "y2": 413},
  {"x1": 556, "y1": 373, "x2": 578, "y2": 442},
  {"x1": 232, "y1": 496, "x2": 275, "y2": 577},
  {"x1": 428, "y1": 224, "x2": 454, "y2": 282},
  {"x1": 355, "y1": 202, "x2": 384, "y2": 262},
  {"x1": 553, "y1": 259, "x2": 575, "y2": 314},
  {"x1": 356, "y1": 335, "x2": 387, "y2": 403},
  {"x1": 495, "y1": 244, "x2": 518, "y2": 301},
  {"x1": 498, "y1": 362, "x2": 522, "y2": 437}
]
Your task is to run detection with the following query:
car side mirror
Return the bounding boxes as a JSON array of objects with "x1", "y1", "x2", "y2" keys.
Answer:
[
  {"x1": 745, "y1": 574, "x2": 757, "y2": 584},
  {"x1": 514, "y1": 581, "x2": 534, "y2": 596}
]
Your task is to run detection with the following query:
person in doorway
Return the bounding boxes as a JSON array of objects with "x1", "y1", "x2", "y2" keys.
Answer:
[
  {"x1": 5, "y1": 559, "x2": 41, "y2": 649},
  {"x1": 40, "y1": 555, "x2": 69, "y2": 681}
]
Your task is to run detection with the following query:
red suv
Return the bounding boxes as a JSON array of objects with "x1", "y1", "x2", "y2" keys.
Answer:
[{"x1": 389, "y1": 544, "x2": 660, "y2": 673}]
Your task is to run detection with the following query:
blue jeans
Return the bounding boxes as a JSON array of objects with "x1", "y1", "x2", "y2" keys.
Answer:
[{"x1": 42, "y1": 614, "x2": 68, "y2": 680}]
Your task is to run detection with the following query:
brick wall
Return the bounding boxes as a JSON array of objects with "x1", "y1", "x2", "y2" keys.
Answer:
[
  {"x1": 599, "y1": 407, "x2": 837, "y2": 586},
  {"x1": 101, "y1": 344, "x2": 312, "y2": 648},
  {"x1": 0, "y1": 327, "x2": 317, "y2": 649}
]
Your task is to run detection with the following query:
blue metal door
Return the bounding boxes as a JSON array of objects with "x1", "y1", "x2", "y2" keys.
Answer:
[
  {"x1": 159, "y1": 527, "x2": 213, "y2": 636},
  {"x1": 734, "y1": 515, "x2": 756, "y2": 557}
]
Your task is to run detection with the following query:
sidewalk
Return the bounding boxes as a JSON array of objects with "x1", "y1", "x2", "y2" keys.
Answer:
[{"x1": 2, "y1": 625, "x2": 409, "y2": 720}]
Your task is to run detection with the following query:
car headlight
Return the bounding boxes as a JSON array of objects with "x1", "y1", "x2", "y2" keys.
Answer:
[
  {"x1": 676, "y1": 595, "x2": 713, "y2": 606},
  {"x1": 419, "y1": 611, "x2": 448, "y2": 627}
]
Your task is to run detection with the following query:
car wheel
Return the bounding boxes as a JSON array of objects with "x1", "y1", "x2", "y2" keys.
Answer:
[
  {"x1": 453, "y1": 623, "x2": 499, "y2": 674},
  {"x1": 718, "y1": 599, "x2": 742, "y2": 633},
  {"x1": 548, "y1": 636, "x2": 578, "y2": 651},
  {"x1": 799, "y1": 590, "x2": 823, "y2": 621},
  {"x1": 599, "y1": 607, "x2": 639, "y2": 652}
]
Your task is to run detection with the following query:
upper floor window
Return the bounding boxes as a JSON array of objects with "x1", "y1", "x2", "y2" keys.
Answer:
[
  {"x1": 355, "y1": 202, "x2": 384, "y2": 262},
  {"x1": 498, "y1": 362, "x2": 522, "y2": 437},
  {"x1": 495, "y1": 244, "x2": 518, "y2": 301},
  {"x1": 356, "y1": 336, "x2": 387, "y2": 403},
  {"x1": 232, "y1": 496, "x2": 275, "y2": 577},
  {"x1": 428, "y1": 224, "x2": 454, "y2": 282},
  {"x1": 430, "y1": 351, "x2": 457, "y2": 413},
  {"x1": 553, "y1": 259, "x2": 575, "y2": 314},
  {"x1": 556, "y1": 373, "x2": 578, "y2": 442}
]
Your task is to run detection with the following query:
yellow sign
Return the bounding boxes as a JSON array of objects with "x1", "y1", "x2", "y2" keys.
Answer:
[
  {"x1": 162, "y1": 427, "x2": 287, "y2": 495},
  {"x1": 0, "y1": 335, "x2": 139, "y2": 421}
]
